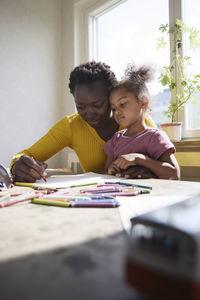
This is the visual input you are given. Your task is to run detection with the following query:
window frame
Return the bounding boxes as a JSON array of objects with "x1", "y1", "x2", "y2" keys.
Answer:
[{"x1": 75, "y1": 0, "x2": 200, "y2": 139}]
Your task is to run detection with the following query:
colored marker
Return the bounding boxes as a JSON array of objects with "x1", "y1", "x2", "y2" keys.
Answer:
[
  {"x1": 32, "y1": 198, "x2": 71, "y2": 207},
  {"x1": 80, "y1": 187, "x2": 122, "y2": 193},
  {"x1": 0, "y1": 194, "x2": 11, "y2": 203},
  {"x1": 0, "y1": 190, "x2": 30, "y2": 197},
  {"x1": 70, "y1": 182, "x2": 97, "y2": 188},
  {"x1": 43, "y1": 194, "x2": 115, "y2": 199},
  {"x1": 41, "y1": 176, "x2": 47, "y2": 182},
  {"x1": 70, "y1": 201, "x2": 119, "y2": 208},
  {"x1": 41, "y1": 196, "x2": 92, "y2": 202},
  {"x1": 0, "y1": 181, "x2": 5, "y2": 188},
  {"x1": 104, "y1": 181, "x2": 152, "y2": 190},
  {"x1": 51, "y1": 188, "x2": 70, "y2": 195},
  {"x1": 97, "y1": 184, "x2": 121, "y2": 187},
  {"x1": 14, "y1": 182, "x2": 57, "y2": 190},
  {"x1": 91, "y1": 190, "x2": 150, "y2": 197},
  {"x1": 0, "y1": 192, "x2": 40, "y2": 208}
]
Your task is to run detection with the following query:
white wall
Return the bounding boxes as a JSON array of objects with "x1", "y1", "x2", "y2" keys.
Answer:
[{"x1": 0, "y1": 0, "x2": 76, "y2": 168}]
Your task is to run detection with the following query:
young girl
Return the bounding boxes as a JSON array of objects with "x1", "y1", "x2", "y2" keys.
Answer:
[{"x1": 103, "y1": 64, "x2": 180, "y2": 180}]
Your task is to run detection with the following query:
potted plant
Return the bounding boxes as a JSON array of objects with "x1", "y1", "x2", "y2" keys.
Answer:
[{"x1": 156, "y1": 19, "x2": 200, "y2": 141}]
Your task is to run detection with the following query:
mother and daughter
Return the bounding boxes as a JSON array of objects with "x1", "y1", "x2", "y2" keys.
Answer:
[{"x1": 10, "y1": 61, "x2": 180, "y2": 182}]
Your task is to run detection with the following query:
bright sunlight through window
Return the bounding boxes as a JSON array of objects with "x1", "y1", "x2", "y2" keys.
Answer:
[{"x1": 94, "y1": 0, "x2": 170, "y2": 127}]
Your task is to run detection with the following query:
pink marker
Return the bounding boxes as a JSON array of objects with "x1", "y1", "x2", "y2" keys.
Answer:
[{"x1": 0, "y1": 192, "x2": 42, "y2": 208}]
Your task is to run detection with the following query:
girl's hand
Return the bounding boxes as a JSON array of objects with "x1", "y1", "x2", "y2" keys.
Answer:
[
  {"x1": 107, "y1": 162, "x2": 121, "y2": 175},
  {"x1": 12, "y1": 155, "x2": 48, "y2": 183},
  {"x1": 116, "y1": 166, "x2": 157, "y2": 179},
  {"x1": 113, "y1": 153, "x2": 142, "y2": 170}
]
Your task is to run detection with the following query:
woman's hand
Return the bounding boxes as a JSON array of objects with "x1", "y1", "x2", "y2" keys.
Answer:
[{"x1": 12, "y1": 155, "x2": 48, "y2": 182}]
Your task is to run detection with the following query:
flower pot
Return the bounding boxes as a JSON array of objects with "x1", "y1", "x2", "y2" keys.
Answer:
[{"x1": 160, "y1": 122, "x2": 182, "y2": 142}]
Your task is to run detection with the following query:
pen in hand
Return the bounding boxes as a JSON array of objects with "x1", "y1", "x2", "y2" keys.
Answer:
[
  {"x1": 30, "y1": 157, "x2": 47, "y2": 182},
  {"x1": 41, "y1": 176, "x2": 47, "y2": 182}
]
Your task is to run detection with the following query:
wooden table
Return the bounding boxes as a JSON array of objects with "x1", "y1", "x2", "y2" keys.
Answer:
[{"x1": 1, "y1": 179, "x2": 200, "y2": 300}]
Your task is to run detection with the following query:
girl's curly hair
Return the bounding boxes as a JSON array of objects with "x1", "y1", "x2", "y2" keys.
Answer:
[
  {"x1": 114, "y1": 63, "x2": 154, "y2": 101},
  {"x1": 69, "y1": 61, "x2": 117, "y2": 95}
]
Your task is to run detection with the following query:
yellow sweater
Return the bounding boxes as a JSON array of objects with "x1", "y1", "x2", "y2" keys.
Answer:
[{"x1": 10, "y1": 113, "x2": 156, "y2": 173}]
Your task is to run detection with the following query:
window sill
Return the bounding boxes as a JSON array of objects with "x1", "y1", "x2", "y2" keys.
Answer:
[{"x1": 174, "y1": 138, "x2": 200, "y2": 147}]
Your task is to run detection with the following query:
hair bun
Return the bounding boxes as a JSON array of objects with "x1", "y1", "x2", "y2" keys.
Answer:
[{"x1": 123, "y1": 64, "x2": 154, "y2": 84}]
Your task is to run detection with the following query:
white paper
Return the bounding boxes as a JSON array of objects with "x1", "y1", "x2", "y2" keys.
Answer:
[
  {"x1": 118, "y1": 194, "x2": 192, "y2": 234},
  {"x1": 35, "y1": 172, "x2": 118, "y2": 188}
]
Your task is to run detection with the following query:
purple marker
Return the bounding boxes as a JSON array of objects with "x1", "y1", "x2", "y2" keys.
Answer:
[{"x1": 70, "y1": 201, "x2": 120, "y2": 208}]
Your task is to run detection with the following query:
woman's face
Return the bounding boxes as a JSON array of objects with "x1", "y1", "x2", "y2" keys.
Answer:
[{"x1": 74, "y1": 81, "x2": 110, "y2": 129}]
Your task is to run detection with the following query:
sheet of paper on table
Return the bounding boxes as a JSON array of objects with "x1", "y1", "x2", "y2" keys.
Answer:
[
  {"x1": 35, "y1": 172, "x2": 118, "y2": 189},
  {"x1": 118, "y1": 194, "x2": 192, "y2": 234}
]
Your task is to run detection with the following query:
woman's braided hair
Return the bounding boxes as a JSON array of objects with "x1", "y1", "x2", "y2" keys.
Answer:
[{"x1": 69, "y1": 61, "x2": 117, "y2": 95}]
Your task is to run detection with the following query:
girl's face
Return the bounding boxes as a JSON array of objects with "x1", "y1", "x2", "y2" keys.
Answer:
[
  {"x1": 74, "y1": 81, "x2": 110, "y2": 129},
  {"x1": 110, "y1": 86, "x2": 148, "y2": 130}
]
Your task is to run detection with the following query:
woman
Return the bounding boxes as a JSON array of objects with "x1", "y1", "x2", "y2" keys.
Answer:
[{"x1": 11, "y1": 61, "x2": 156, "y2": 182}]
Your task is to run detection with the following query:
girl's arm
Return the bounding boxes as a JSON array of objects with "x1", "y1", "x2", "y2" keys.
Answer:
[
  {"x1": 102, "y1": 156, "x2": 120, "y2": 175},
  {"x1": 111, "y1": 149, "x2": 180, "y2": 180}
]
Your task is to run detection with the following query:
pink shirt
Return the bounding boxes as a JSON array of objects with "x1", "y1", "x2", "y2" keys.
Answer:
[{"x1": 104, "y1": 128, "x2": 175, "y2": 161}]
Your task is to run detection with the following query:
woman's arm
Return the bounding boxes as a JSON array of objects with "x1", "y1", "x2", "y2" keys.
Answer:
[
  {"x1": 110, "y1": 150, "x2": 180, "y2": 180},
  {"x1": 10, "y1": 117, "x2": 72, "y2": 182}
]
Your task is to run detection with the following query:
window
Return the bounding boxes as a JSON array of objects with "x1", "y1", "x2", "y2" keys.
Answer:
[
  {"x1": 75, "y1": 0, "x2": 200, "y2": 138},
  {"x1": 181, "y1": 0, "x2": 200, "y2": 137},
  {"x1": 91, "y1": 0, "x2": 169, "y2": 127}
]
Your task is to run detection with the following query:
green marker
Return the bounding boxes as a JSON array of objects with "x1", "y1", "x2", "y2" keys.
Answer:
[
  {"x1": 70, "y1": 182, "x2": 97, "y2": 188},
  {"x1": 0, "y1": 194, "x2": 10, "y2": 203},
  {"x1": 32, "y1": 198, "x2": 70, "y2": 207}
]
